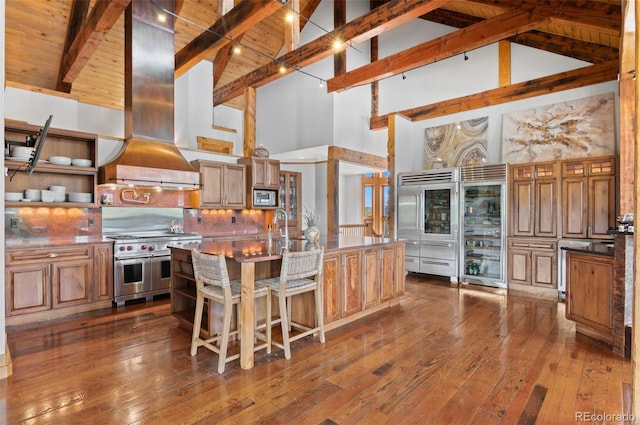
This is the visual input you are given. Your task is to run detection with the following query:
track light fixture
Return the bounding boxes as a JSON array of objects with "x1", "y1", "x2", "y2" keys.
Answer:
[
  {"x1": 402, "y1": 72, "x2": 406, "y2": 80},
  {"x1": 464, "y1": 52, "x2": 469, "y2": 61}
]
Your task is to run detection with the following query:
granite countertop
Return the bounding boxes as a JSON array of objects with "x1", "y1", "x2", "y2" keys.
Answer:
[
  {"x1": 171, "y1": 235, "x2": 399, "y2": 262},
  {"x1": 561, "y1": 242, "x2": 614, "y2": 257}
]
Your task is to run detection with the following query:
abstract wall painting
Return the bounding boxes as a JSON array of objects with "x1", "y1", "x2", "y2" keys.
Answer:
[
  {"x1": 424, "y1": 117, "x2": 488, "y2": 170},
  {"x1": 502, "y1": 93, "x2": 615, "y2": 163}
]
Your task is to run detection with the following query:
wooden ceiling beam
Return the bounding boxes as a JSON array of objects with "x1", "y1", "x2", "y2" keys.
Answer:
[
  {"x1": 327, "y1": 7, "x2": 550, "y2": 92},
  {"x1": 213, "y1": 0, "x2": 451, "y2": 105},
  {"x1": 213, "y1": 0, "x2": 321, "y2": 90},
  {"x1": 422, "y1": 8, "x2": 618, "y2": 64},
  {"x1": 57, "y1": 0, "x2": 130, "y2": 86},
  {"x1": 174, "y1": 0, "x2": 284, "y2": 79},
  {"x1": 370, "y1": 60, "x2": 619, "y2": 130}
]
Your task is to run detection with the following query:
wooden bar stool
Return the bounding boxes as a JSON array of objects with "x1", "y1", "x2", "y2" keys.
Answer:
[
  {"x1": 190, "y1": 249, "x2": 271, "y2": 373},
  {"x1": 257, "y1": 247, "x2": 325, "y2": 359}
]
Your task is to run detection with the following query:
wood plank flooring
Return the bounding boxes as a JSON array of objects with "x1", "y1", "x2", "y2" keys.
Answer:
[{"x1": 1, "y1": 274, "x2": 633, "y2": 424}]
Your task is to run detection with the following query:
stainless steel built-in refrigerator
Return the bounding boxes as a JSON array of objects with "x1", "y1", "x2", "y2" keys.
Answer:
[
  {"x1": 459, "y1": 164, "x2": 507, "y2": 288},
  {"x1": 398, "y1": 168, "x2": 460, "y2": 282}
]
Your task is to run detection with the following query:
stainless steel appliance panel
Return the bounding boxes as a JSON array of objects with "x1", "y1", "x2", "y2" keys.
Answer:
[
  {"x1": 405, "y1": 256, "x2": 420, "y2": 273},
  {"x1": 115, "y1": 257, "x2": 152, "y2": 297},
  {"x1": 420, "y1": 258, "x2": 457, "y2": 276},
  {"x1": 420, "y1": 239, "x2": 457, "y2": 260},
  {"x1": 150, "y1": 256, "x2": 172, "y2": 291}
]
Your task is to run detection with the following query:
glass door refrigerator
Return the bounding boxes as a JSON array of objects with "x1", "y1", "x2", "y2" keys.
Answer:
[
  {"x1": 459, "y1": 164, "x2": 507, "y2": 288},
  {"x1": 398, "y1": 168, "x2": 460, "y2": 282}
]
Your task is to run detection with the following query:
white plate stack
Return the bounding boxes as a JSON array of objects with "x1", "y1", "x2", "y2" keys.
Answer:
[
  {"x1": 5, "y1": 192, "x2": 22, "y2": 202},
  {"x1": 68, "y1": 192, "x2": 92, "y2": 203},
  {"x1": 24, "y1": 189, "x2": 41, "y2": 201},
  {"x1": 49, "y1": 185, "x2": 66, "y2": 202}
]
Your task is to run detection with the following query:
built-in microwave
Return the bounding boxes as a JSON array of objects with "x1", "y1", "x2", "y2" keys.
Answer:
[{"x1": 253, "y1": 189, "x2": 278, "y2": 207}]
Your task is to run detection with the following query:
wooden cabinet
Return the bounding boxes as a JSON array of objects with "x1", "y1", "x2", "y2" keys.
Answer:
[
  {"x1": 507, "y1": 238, "x2": 557, "y2": 290},
  {"x1": 278, "y1": 171, "x2": 302, "y2": 231},
  {"x1": 561, "y1": 156, "x2": 616, "y2": 239},
  {"x1": 6, "y1": 245, "x2": 94, "y2": 316},
  {"x1": 191, "y1": 159, "x2": 246, "y2": 209},
  {"x1": 4, "y1": 120, "x2": 98, "y2": 207},
  {"x1": 322, "y1": 243, "x2": 404, "y2": 325},
  {"x1": 94, "y1": 243, "x2": 114, "y2": 301},
  {"x1": 238, "y1": 157, "x2": 280, "y2": 190},
  {"x1": 566, "y1": 250, "x2": 614, "y2": 343},
  {"x1": 509, "y1": 161, "x2": 558, "y2": 238}
]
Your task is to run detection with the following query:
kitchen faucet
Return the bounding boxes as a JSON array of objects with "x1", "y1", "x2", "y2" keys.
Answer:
[{"x1": 273, "y1": 208, "x2": 289, "y2": 246}]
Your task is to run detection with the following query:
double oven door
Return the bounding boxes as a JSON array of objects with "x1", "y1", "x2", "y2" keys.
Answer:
[{"x1": 114, "y1": 255, "x2": 171, "y2": 299}]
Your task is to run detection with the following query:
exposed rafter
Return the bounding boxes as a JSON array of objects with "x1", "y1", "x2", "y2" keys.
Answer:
[
  {"x1": 327, "y1": 6, "x2": 551, "y2": 92},
  {"x1": 57, "y1": 0, "x2": 130, "y2": 88},
  {"x1": 174, "y1": 0, "x2": 284, "y2": 78},
  {"x1": 370, "y1": 60, "x2": 619, "y2": 130},
  {"x1": 213, "y1": 0, "x2": 451, "y2": 105}
]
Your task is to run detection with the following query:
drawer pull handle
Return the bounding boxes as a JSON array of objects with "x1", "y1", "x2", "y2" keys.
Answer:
[{"x1": 47, "y1": 253, "x2": 58, "y2": 258}]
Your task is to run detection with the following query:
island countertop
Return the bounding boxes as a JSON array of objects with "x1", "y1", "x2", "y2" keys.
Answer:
[
  {"x1": 561, "y1": 242, "x2": 614, "y2": 257},
  {"x1": 171, "y1": 235, "x2": 400, "y2": 260}
]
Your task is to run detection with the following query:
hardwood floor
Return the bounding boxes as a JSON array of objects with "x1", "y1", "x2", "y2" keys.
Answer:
[{"x1": 1, "y1": 274, "x2": 633, "y2": 424}]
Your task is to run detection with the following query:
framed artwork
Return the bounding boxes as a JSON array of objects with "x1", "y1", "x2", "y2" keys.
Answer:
[
  {"x1": 502, "y1": 93, "x2": 615, "y2": 163},
  {"x1": 424, "y1": 117, "x2": 488, "y2": 169}
]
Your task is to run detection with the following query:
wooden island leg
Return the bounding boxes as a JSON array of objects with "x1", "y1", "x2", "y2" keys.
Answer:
[{"x1": 240, "y1": 261, "x2": 255, "y2": 369}]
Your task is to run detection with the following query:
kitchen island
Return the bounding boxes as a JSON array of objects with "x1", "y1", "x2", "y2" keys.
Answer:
[{"x1": 170, "y1": 235, "x2": 405, "y2": 368}]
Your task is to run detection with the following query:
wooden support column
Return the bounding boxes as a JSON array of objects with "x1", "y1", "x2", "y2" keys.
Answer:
[
  {"x1": 498, "y1": 40, "x2": 511, "y2": 87},
  {"x1": 243, "y1": 86, "x2": 256, "y2": 157},
  {"x1": 334, "y1": 0, "x2": 346, "y2": 76},
  {"x1": 631, "y1": 0, "x2": 639, "y2": 418},
  {"x1": 285, "y1": 0, "x2": 300, "y2": 52},
  {"x1": 370, "y1": 35, "x2": 379, "y2": 117},
  {"x1": 387, "y1": 114, "x2": 396, "y2": 238}
]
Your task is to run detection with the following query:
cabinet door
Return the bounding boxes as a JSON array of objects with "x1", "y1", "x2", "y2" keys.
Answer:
[
  {"x1": 224, "y1": 164, "x2": 246, "y2": 208},
  {"x1": 380, "y1": 246, "x2": 396, "y2": 301},
  {"x1": 6, "y1": 264, "x2": 50, "y2": 315},
  {"x1": 511, "y1": 180, "x2": 534, "y2": 236},
  {"x1": 562, "y1": 178, "x2": 588, "y2": 238},
  {"x1": 322, "y1": 252, "x2": 342, "y2": 324},
  {"x1": 267, "y1": 160, "x2": 280, "y2": 189},
  {"x1": 363, "y1": 249, "x2": 379, "y2": 309},
  {"x1": 52, "y1": 259, "x2": 92, "y2": 308},
  {"x1": 94, "y1": 244, "x2": 114, "y2": 301},
  {"x1": 199, "y1": 162, "x2": 224, "y2": 207},
  {"x1": 342, "y1": 250, "x2": 363, "y2": 317},
  {"x1": 252, "y1": 159, "x2": 268, "y2": 188},
  {"x1": 589, "y1": 175, "x2": 615, "y2": 239},
  {"x1": 531, "y1": 249, "x2": 557, "y2": 288},
  {"x1": 566, "y1": 253, "x2": 614, "y2": 335},
  {"x1": 535, "y1": 178, "x2": 557, "y2": 237},
  {"x1": 507, "y1": 248, "x2": 531, "y2": 285}
]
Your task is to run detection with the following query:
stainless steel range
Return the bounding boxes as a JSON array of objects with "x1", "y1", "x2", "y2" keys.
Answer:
[
  {"x1": 107, "y1": 232, "x2": 202, "y2": 307},
  {"x1": 102, "y1": 207, "x2": 201, "y2": 307}
]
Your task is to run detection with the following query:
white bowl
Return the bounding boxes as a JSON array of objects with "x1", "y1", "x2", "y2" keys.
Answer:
[
  {"x1": 49, "y1": 185, "x2": 66, "y2": 192},
  {"x1": 5, "y1": 192, "x2": 22, "y2": 201},
  {"x1": 49, "y1": 156, "x2": 72, "y2": 166},
  {"x1": 71, "y1": 158, "x2": 92, "y2": 167},
  {"x1": 41, "y1": 190, "x2": 54, "y2": 202},
  {"x1": 11, "y1": 146, "x2": 34, "y2": 159}
]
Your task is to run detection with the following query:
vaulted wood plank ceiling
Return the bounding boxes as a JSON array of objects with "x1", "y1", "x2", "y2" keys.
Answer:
[{"x1": 4, "y1": 0, "x2": 621, "y2": 120}]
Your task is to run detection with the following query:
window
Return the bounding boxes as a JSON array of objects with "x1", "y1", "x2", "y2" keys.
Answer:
[{"x1": 362, "y1": 171, "x2": 389, "y2": 237}]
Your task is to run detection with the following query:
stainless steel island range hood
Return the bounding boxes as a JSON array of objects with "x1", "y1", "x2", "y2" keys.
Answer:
[{"x1": 99, "y1": 0, "x2": 199, "y2": 188}]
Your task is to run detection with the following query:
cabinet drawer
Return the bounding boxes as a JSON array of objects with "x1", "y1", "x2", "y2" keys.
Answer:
[
  {"x1": 420, "y1": 258, "x2": 456, "y2": 276},
  {"x1": 404, "y1": 240, "x2": 420, "y2": 257},
  {"x1": 405, "y1": 256, "x2": 420, "y2": 272},
  {"x1": 7, "y1": 246, "x2": 93, "y2": 264},
  {"x1": 507, "y1": 239, "x2": 556, "y2": 251},
  {"x1": 420, "y1": 240, "x2": 456, "y2": 260}
]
